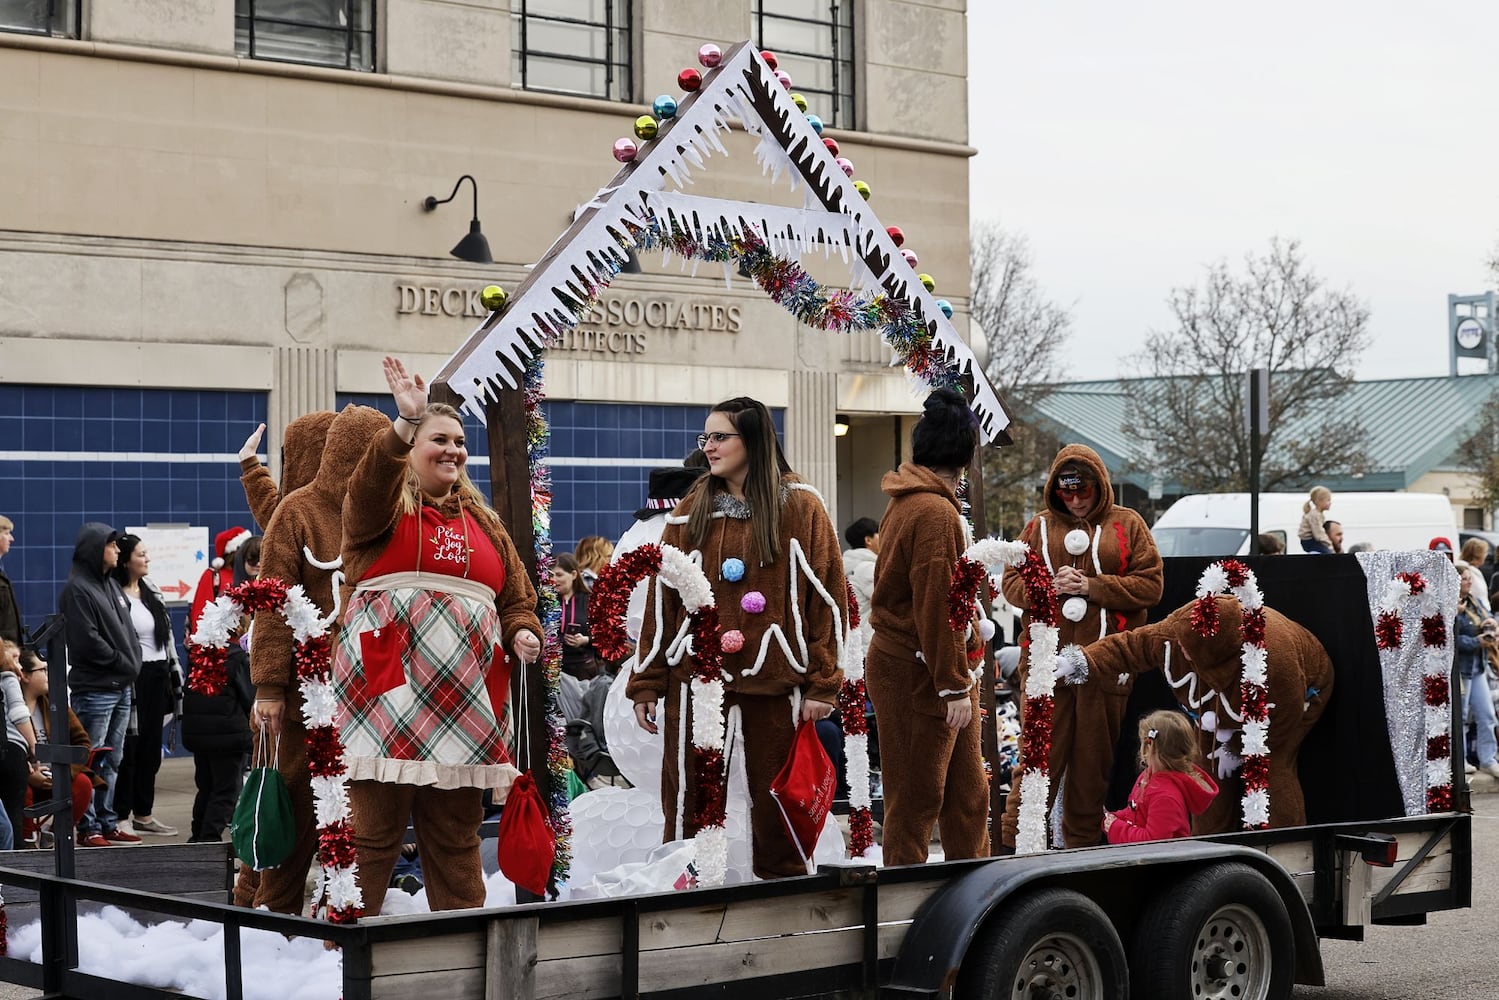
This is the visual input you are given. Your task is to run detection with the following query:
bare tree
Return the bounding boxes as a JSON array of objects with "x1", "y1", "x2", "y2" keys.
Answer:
[
  {"x1": 1457, "y1": 390, "x2": 1499, "y2": 516},
  {"x1": 1122, "y1": 238, "x2": 1370, "y2": 492},
  {"x1": 970, "y1": 223, "x2": 1071, "y2": 535}
]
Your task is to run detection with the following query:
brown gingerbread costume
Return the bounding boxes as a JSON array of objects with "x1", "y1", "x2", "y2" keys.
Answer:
[
  {"x1": 1081, "y1": 597, "x2": 1334, "y2": 832},
  {"x1": 1000, "y1": 445, "x2": 1163, "y2": 849},
  {"x1": 336, "y1": 424, "x2": 541, "y2": 916},
  {"x1": 629, "y1": 477, "x2": 846, "y2": 879},
  {"x1": 866, "y1": 463, "x2": 989, "y2": 864},
  {"x1": 233, "y1": 407, "x2": 382, "y2": 913}
]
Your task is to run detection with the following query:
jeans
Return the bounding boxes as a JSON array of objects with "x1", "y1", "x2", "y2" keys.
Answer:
[
  {"x1": 1461, "y1": 673, "x2": 1499, "y2": 768},
  {"x1": 72, "y1": 689, "x2": 132, "y2": 835}
]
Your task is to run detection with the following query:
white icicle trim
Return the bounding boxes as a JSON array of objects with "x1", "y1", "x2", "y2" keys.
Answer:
[
  {"x1": 299, "y1": 678, "x2": 339, "y2": 729},
  {"x1": 1196, "y1": 563, "x2": 1228, "y2": 599},
  {"x1": 1241, "y1": 720, "x2": 1270, "y2": 757},
  {"x1": 1426, "y1": 758, "x2": 1454, "y2": 788},
  {"x1": 310, "y1": 775, "x2": 353, "y2": 825},
  {"x1": 846, "y1": 734, "x2": 871, "y2": 810},
  {"x1": 689, "y1": 677, "x2": 726, "y2": 751},
  {"x1": 1242, "y1": 788, "x2": 1271, "y2": 828},
  {"x1": 695, "y1": 824, "x2": 729, "y2": 889},
  {"x1": 1015, "y1": 769, "x2": 1052, "y2": 855},
  {"x1": 1024, "y1": 622, "x2": 1061, "y2": 699},
  {"x1": 1240, "y1": 644, "x2": 1269, "y2": 687}
]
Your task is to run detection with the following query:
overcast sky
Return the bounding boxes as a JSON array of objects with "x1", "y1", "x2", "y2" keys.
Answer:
[{"x1": 967, "y1": 2, "x2": 1499, "y2": 382}]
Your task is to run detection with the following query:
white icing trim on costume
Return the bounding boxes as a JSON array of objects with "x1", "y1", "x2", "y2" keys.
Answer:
[
  {"x1": 742, "y1": 624, "x2": 807, "y2": 676},
  {"x1": 1160, "y1": 640, "x2": 1219, "y2": 711},
  {"x1": 675, "y1": 679, "x2": 689, "y2": 842},
  {"x1": 1089, "y1": 525, "x2": 1102, "y2": 574},
  {"x1": 737, "y1": 538, "x2": 845, "y2": 680},
  {"x1": 1037, "y1": 516, "x2": 1055, "y2": 574},
  {"x1": 1097, "y1": 605, "x2": 1108, "y2": 642},
  {"x1": 785, "y1": 481, "x2": 829, "y2": 511},
  {"x1": 937, "y1": 676, "x2": 977, "y2": 697},
  {"x1": 303, "y1": 546, "x2": 342, "y2": 571}
]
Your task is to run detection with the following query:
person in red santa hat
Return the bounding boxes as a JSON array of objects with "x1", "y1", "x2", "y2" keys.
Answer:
[{"x1": 188, "y1": 527, "x2": 253, "y2": 633}]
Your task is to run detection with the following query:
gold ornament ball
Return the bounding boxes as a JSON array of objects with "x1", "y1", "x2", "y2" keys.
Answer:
[
  {"x1": 633, "y1": 115, "x2": 659, "y2": 140},
  {"x1": 480, "y1": 285, "x2": 509, "y2": 311},
  {"x1": 853, "y1": 180, "x2": 871, "y2": 200},
  {"x1": 791, "y1": 93, "x2": 808, "y2": 112},
  {"x1": 918, "y1": 273, "x2": 935, "y2": 293}
]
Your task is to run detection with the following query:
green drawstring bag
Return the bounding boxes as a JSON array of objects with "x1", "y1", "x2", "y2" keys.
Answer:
[{"x1": 231, "y1": 729, "x2": 295, "y2": 870}]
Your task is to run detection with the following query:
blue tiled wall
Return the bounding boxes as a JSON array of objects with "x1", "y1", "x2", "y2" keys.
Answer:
[
  {"x1": 336, "y1": 395, "x2": 781, "y2": 555},
  {"x1": 0, "y1": 384, "x2": 269, "y2": 641}
]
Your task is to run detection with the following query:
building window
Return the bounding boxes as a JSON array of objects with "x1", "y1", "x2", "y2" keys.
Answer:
[
  {"x1": 754, "y1": 0, "x2": 855, "y2": 128},
  {"x1": 512, "y1": 0, "x2": 631, "y2": 102},
  {"x1": 0, "y1": 0, "x2": 80, "y2": 37},
  {"x1": 235, "y1": 0, "x2": 375, "y2": 72}
]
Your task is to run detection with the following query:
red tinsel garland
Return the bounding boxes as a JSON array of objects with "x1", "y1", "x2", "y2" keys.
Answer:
[
  {"x1": 690, "y1": 605, "x2": 724, "y2": 682},
  {"x1": 838, "y1": 680, "x2": 868, "y2": 736},
  {"x1": 1021, "y1": 696, "x2": 1054, "y2": 762},
  {"x1": 1015, "y1": 551, "x2": 1059, "y2": 626},
  {"x1": 1420, "y1": 615, "x2": 1447, "y2": 647},
  {"x1": 1427, "y1": 785, "x2": 1453, "y2": 812},
  {"x1": 845, "y1": 581, "x2": 861, "y2": 630},
  {"x1": 591, "y1": 546, "x2": 664, "y2": 662},
  {"x1": 849, "y1": 808, "x2": 874, "y2": 855},
  {"x1": 1428, "y1": 734, "x2": 1451, "y2": 760},
  {"x1": 1241, "y1": 754, "x2": 1270, "y2": 788},
  {"x1": 691, "y1": 748, "x2": 727, "y2": 832},
  {"x1": 318, "y1": 821, "x2": 359, "y2": 869},
  {"x1": 947, "y1": 557, "x2": 988, "y2": 631},
  {"x1": 1374, "y1": 610, "x2": 1404, "y2": 650},
  {"x1": 1221, "y1": 559, "x2": 1250, "y2": 589},
  {"x1": 1190, "y1": 596, "x2": 1220, "y2": 637},
  {"x1": 1423, "y1": 674, "x2": 1450, "y2": 706},
  {"x1": 1239, "y1": 683, "x2": 1268, "y2": 719},
  {"x1": 187, "y1": 644, "x2": 229, "y2": 697},
  {"x1": 1241, "y1": 608, "x2": 1267, "y2": 645},
  {"x1": 304, "y1": 726, "x2": 346, "y2": 777},
  {"x1": 1397, "y1": 571, "x2": 1427, "y2": 595}
]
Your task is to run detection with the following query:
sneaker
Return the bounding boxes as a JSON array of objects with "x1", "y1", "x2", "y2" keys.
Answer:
[
  {"x1": 131, "y1": 817, "x2": 178, "y2": 836},
  {"x1": 1481, "y1": 763, "x2": 1499, "y2": 780},
  {"x1": 103, "y1": 828, "x2": 143, "y2": 845},
  {"x1": 1465, "y1": 761, "x2": 1478, "y2": 774},
  {"x1": 77, "y1": 832, "x2": 111, "y2": 848},
  {"x1": 393, "y1": 873, "x2": 423, "y2": 896}
]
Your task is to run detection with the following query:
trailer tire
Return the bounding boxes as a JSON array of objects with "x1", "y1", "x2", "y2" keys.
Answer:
[
  {"x1": 1131, "y1": 861, "x2": 1294, "y2": 1000},
  {"x1": 958, "y1": 887, "x2": 1127, "y2": 1000}
]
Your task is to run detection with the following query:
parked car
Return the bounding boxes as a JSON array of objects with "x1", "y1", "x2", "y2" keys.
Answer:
[{"x1": 1152, "y1": 491, "x2": 1460, "y2": 557}]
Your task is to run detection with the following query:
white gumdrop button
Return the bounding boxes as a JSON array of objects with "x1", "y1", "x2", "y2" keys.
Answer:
[
  {"x1": 1064, "y1": 529, "x2": 1091, "y2": 556},
  {"x1": 1200, "y1": 709, "x2": 1218, "y2": 732},
  {"x1": 1062, "y1": 596, "x2": 1088, "y2": 622},
  {"x1": 979, "y1": 618, "x2": 996, "y2": 641}
]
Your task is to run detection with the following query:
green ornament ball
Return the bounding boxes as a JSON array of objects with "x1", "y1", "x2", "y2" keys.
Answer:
[
  {"x1": 480, "y1": 285, "x2": 508, "y2": 311},
  {"x1": 853, "y1": 180, "x2": 871, "y2": 200},
  {"x1": 918, "y1": 273, "x2": 935, "y2": 293},
  {"x1": 634, "y1": 115, "x2": 659, "y2": 140}
]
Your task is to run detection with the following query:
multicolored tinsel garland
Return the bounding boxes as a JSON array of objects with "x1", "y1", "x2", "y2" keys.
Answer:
[
  {"x1": 189, "y1": 578, "x2": 363, "y2": 920},
  {"x1": 589, "y1": 542, "x2": 730, "y2": 884},
  {"x1": 1372, "y1": 570, "x2": 1453, "y2": 812},
  {"x1": 951, "y1": 538, "x2": 1062, "y2": 854},
  {"x1": 521, "y1": 352, "x2": 573, "y2": 893},
  {"x1": 839, "y1": 580, "x2": 874, "y2": 857},
  {"x1": 1191, "y1": 560, "x2": 1270, "y2": 830}
]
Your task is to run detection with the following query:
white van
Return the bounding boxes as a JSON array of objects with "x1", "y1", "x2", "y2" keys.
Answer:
[{"x1": 1151, "y1": 492, "x2": 1459, "y2": 557}]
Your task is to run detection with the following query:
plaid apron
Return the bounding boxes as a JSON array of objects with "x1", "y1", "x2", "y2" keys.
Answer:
[{"x1": 334, "y1": 576, "x2": 516, "y2": 791}]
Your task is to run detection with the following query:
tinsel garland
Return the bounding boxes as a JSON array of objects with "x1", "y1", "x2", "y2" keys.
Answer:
[
  {"x1": 189, "y1": 579, "x2": 363, "y2": 920},
  {"x1": 838, "y1": 580, "x2": 874, "y2": 857},
  {"x1": 521, "y1": 353, "x2": 573, "y2": 892},
  {"x1": 1371, "y1": 570, "x2": 1453, "y2": 813},
  {"x1": 950, "y1": 538, "x2": 1060, "y2": 854},
  {"x1": 0, "y1": 885, "x2": 6, "y2": 956},
  {"x1": 1192, "y1": 560, "x2": 1270, "y2": 830},
  {"x1": 585, "y1": 541, "x2": 732, "y2": 883}
]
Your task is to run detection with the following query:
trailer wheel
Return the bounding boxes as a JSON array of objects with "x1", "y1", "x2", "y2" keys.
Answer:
[
  {"x1": 958, "y1": 887, "x2": 1127, "y2": 1000},
  {"x1": 1131, "y1": 861, "x2": 1293, "y2": 1000}
]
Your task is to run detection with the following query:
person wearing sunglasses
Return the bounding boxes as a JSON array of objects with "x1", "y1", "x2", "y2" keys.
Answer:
[
  {"x1": 629, "y1": 397, "x2": 849, "y2": 879},
  {"x1": 999, "y1": 445, "x2": 1163, "y2": 851}
]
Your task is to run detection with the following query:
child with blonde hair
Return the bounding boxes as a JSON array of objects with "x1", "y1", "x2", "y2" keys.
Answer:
[
  {"x1": 1103, "y1": 709, "x2": 1218, "y2": 843},
  {"x1": 1297, "y1": 486, "x2": 1334, "y2": 554}
]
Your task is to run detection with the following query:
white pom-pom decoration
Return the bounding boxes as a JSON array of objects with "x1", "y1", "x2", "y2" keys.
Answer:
[
  {"x1": 978, "y1": 618, "x2": 996, "y2": 642},
  {"x1": 1200, "y1": 710, "x2": 1218, "y2": 732},
  {"x1": 1063, "y1": 529, "x2": 1091, "y2": 556},
  {"x1": 1062, "y1": 596, "x2": 1088, "y2": 622}
]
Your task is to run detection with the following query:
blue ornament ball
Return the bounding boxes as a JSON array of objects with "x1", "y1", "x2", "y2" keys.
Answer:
[
  {"x1": 937, "y1": 298, "x2": 954, "y2": 319},
  {"x1": 653, "y1": 94, "x2": 678, "y2": 120},
  {"x1": 721, "y1": 557, "x2": 746, "y2": 582},
  {"x1": 805, "y1": 114, "x2": 824, "y2": 135}
]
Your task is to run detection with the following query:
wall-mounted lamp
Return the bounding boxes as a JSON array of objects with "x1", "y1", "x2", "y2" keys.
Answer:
[
  {"x1": 834, "y1": 414, "x2": 850, "y2": 437},
  {"x1": 423, "y1": 174, "x2": 493, "y2": 264}
]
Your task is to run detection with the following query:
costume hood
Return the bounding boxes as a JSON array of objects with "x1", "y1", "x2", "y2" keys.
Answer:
[
  {"x1": 1045, "y1": 444, "x2": 1115, "y2": 523},
  {"x1": 881, "y1": 462, "x2": 959, "y2": 507},
  {"x1": 1159, "y1": 766, "x2": 1220, "y2": 815},
  {"x1": 71, "y1": 522, "x2": 118, "y2": 581},
  {"x1": 313, "y1": 405, "x2": 391, "y2": 501},
  {"x1": 1168, "y1": 596, "x2": 1247, "y2": 667},
  {"x1": 281, "y1": 410, "x2": 336, "y2": 496}
]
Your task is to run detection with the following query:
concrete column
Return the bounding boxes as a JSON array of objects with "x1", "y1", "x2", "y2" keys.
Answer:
[
  {"x1": 269, "y1": 346, "x2": 336, "y2": 482},
  {"x1": 786, "y1": 369, "x2": 839, "y2": 525}
]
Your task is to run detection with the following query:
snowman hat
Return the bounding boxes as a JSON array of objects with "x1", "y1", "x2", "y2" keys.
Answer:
[{"x1": 211, "y1": 526, "x2": 252, "y2": 570}]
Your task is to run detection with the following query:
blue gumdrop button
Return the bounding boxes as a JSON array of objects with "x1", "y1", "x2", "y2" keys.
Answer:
[{"x1": 722, "y1": 557, "x2": 746, "y2": 582}]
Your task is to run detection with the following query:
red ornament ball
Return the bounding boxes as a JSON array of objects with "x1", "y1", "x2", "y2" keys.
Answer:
[
  {"x1": 678, "y1": 67, "x2": 702, "y2": 91},
  {"x1": 823, "y1": 136, "x2": 840, "y2": 157},
  {"x1": 697, "y1": 43, "x2": 722, "y2": 68},
  {"x1": 760, "y1": 50, "x2": 779, "y2": 70},
  {"x1": 887, "y1": 226, "x2": 905, "y2": 247}
]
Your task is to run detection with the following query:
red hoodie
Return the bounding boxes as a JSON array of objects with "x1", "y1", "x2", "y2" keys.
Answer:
[{"x1": 1106, "y1": 765, "x2": 1219, "y2": 844}]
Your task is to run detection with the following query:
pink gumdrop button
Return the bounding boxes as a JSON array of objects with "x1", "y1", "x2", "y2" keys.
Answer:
[
  {"x1": 721, "y1": 629, "x2": 745, "y2": 653},
  {"x1": 740, "y1": 591, "x2": 767, "y2": 614}
]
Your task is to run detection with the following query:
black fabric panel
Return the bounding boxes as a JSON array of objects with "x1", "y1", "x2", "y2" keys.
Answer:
[{"x1": 1105, "y1": 555, "x2": 1405, "y2": 825}]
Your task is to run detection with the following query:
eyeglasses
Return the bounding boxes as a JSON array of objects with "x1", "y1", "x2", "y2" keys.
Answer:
[
  {"x1": 696, "y1": 432, "x2": 741, "y2": 449},
  {"x1": 1056, "y1": 483, "x2": 1096, "y2": 499}
]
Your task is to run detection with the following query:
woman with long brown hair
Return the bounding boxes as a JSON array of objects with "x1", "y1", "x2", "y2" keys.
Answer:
[
  {"x1": 333, "y1": 357, "x2": 542, "y2": 914},
  {"x1": 629, "y1": 397, "x2": 848, "y2": 879}
]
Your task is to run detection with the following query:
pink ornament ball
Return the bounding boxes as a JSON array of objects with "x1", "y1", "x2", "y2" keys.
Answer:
[
  {"x1": 612, "y1": 138, "x2": 638, "y2": 163},
  {"x1": 900, "y1": 248, "x2": 919, "y2": 268},
  {"x1": 836, "y1": 157, "x2": 855, "y2": 177},
  {"x1": 741, "y1": 591, "x2": 767, "y2": 614},
  {"x1": 823, "y1": 136, "x2": 840, "y2": 157},
  {"x1": 721, "y1": 629, "x2": 745, "y2": 654},
  {"x1": 678, "y1": 67, "x2": 702, "y2": 91},
  {"x1": 698, "y1": 43, "x2": 722, "y2": 68},
  {"x1": 775, "y1": 70, "x2": 793, "y2": 91},
  {"x1": 760, "y1": 50, "x2": 779, "y2": 70}
]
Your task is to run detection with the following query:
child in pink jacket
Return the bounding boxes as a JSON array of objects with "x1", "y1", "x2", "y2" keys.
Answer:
[{"x1": 1103, "y1": 709, "x2": 1218, "y2": 843}]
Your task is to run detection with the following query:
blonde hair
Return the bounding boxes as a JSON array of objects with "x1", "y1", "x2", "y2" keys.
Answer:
[
  {"x1": 1138, "y1": 709, "x2": 1201, "y2": 774},
  {"x1": 0, "y1": 516, "x2": 11, "y2": 532},
  {"x1": 0, "y1": 640, "x2": 18, "y2": 675},
  {"x1": 574, "y1": 536, "x2": 614, "y2": 575},
  {"x1": 396, "y1": 403, "x2": 503, "y2": 532},
  {"x1": 1460, "y1": 538, "x2": 1490, "y2": 568},
  {"x1": 1303, "y1": 486, "x2": 1331, "y2": 514}
]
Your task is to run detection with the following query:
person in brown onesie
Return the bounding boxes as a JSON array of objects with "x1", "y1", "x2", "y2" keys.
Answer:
[
  {"x1": 629, "y1": 397, "x2": 847, "y2": 879},
  {"x1": 866, "y1": 388, "x2": 989, "y2": 865},
  {"x1": 231, "y1": 410, "x2": 334, "y2": 908},
  {"x1": 1072, "y1": 595, "x2": 1334, "y2": 832},
  {"x1": 1000, "y1": 444, "x2": 1163, "y2": 850},
  {"x1": 240, "y1": 406, "x2": 388, "y2": 914}
]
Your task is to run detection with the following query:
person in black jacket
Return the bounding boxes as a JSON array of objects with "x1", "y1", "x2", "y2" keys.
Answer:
[
  {"x1": 60, "y1": 522, "x2": 143, "y2": 847},
  {"x1": 182, "y1": 621, "x2": 253, "y2": 843},
  {"x1": 0, "y1": 516, "x2": 20, "y2": 648}
]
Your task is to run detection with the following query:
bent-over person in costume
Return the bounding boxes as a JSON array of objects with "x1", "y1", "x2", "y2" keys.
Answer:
[
  {"x1": 334, "y1": 358, "x2": 542, "y2": 915},
  {"x1": 629, "y1": 397, "x2": 847, "y2": 879}
]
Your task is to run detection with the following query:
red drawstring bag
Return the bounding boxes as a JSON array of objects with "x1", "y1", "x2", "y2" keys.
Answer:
[
  {"x1": 496, "y1": 771, "x2": 555, "y2": 897},
  {"x1": 769, "y1": 721, "x2": 837, "y2": 872}
]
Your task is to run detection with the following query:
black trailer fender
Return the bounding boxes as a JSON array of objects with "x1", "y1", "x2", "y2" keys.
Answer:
[{"x1": 884, "y1": 840, "x2": 1323, "y2": 997}]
